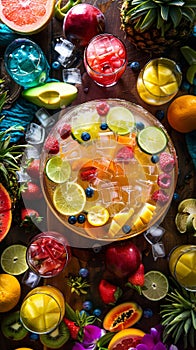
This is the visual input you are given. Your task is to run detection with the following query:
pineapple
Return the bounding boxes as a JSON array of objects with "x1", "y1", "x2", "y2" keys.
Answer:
[
  {"x1": 120, "y1": 0, "x2": 196, "y2": 54},
  {"x1": 160, "y1": 278, "x2": 196, "y2": 349}
]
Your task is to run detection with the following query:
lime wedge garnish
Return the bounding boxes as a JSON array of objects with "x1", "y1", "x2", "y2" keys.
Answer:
[
  {"x1": 53, "y1": 182, "x2": 86, "y2": 216},
  {"x1": 45, "y1": 156, "x2": 71, "y2": 183},
  {"x1": 1, "y1": 244, "x2": 28, "y2": 275},
  {"x1": 106, "y1": 106, "x2": 135, "y2": 135},
  {"x1": 142, "y1": 270, "x2": 169, "y2": 301},
  {"x1": 137, "y1": 126, "x2": 167, "y2": 154}
]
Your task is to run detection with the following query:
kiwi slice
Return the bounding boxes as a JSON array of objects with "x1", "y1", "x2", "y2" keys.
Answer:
[
  {"x1": 1, "y1": 311, "x2": 28, "y2": 340},
  {"x1": 39, "y1": 321, "x2": 70, "y2": 349}
]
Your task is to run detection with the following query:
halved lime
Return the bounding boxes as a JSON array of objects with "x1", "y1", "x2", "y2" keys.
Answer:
[
  {"x1": 142, "y1": 270, "x2": 169, "y2": 301},
  {"x1": 178, "y1": 198, "x2": 196, "y2": 214},
  {"x1": 175, "y1": 212, "x2": 189, "y2": 234},
  {"x1": 53, "y1": 182, "x2": 86, "y2": 216},
  {"x1": 106, "y1": 106, "x2": 135, "y2": 135},
  {"x1": 45, "y1": 156, "x2": 71, "y2": 183},
  {"x1": 137, "y1": 126, "x2": 168, "y2": 154},
  {"x1": 1, "y1": 244, "x2": 28, "y2": 275}
]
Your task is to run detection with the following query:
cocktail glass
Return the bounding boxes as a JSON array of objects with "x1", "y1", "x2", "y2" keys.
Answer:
[
  {"x1": 26, "y1": 231, "x2": 71, "y2": 278},
  {"x1": 84, "y1": 34, "x2": 127, "y2": 87},
  {"x1": 20, "y1": 285, "x2": 65, "y2": 334},
  {"x1": 169, "y1": 245, "x2": 196, "y2": 291},
  {"x1": 137, "y1": 58, "x2": 182, "y2": 105},
  {"x1": 4, "y1": 38, "x2": 50, "y2": 89}
]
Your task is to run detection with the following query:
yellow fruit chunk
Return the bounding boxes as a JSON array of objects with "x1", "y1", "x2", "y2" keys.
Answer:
[
  {"x1": 157, "y1": 65, "x2": 174, "y2": 85},
  {"x1": 160, "y1": 81, "x2": 178, "y2": 95},
  {"x1": 108, "y1": 208, "x2": 134, "y2": 237},
  {"x1": 143, "y1": 66, "x2": 159, "y2": 84},
  {"x1": 132, "y1": 217, "x2": 145, "y2": 231},
  {"x1": 144, "y1": 81, "x2": 161, "y2": 96},
  {"x1": 0, "y1": 274, "x2": 21, "y2": 312}
]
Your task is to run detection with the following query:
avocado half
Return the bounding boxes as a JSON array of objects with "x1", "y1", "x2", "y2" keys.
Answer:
[{"x1": 22, "y1": 82, "x2": 78, "y2": 109}]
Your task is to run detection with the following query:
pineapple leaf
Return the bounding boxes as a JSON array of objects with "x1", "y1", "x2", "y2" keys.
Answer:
[
  {"x1": 160, "y1": 5, "x2": 169, "y2": 21},
  {"x1": 188, "y1": 326, "x2": 195, "y2": 348},
  {"x1": 174, "y1": 321, "x2": 185, "y2": 344},
  {"x1": 184, "y1": 318, "x2": 192, "y2": 335},
  {"x1": 191, "y1": 310, "x2": 196, "y2": 330},
  {"x1": 170, "y1": 6, "x2": 182, "y2": 27},
  {"x1": 182, "y1": 7, "x2": 196, "y2": 22},
  {"x1": 0, "y1": 162, "x2": 9, "y2": 181},
  {"x1": 135, "y1": 8, "x2": 157, "y2": 31}
]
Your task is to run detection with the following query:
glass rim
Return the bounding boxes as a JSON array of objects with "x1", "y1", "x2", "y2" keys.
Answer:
[
  {"x1": 84, "y1": 33, "x2": 127, "y2": 77},
  {"x1": 141, "y1": 57, "x2": 182, "y2": 98}
]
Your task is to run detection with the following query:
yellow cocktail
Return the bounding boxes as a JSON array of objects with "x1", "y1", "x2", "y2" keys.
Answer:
[
  {"x1": 20, "y1": 285, "x2": 65, "y2": 334},
  {"x1": 169, "y1": 245, "x2": 196, "y2": 291}
]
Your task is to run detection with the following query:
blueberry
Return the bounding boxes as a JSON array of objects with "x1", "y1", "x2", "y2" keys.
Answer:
[
  {"x1": 100, "y1": 122, "x2": 108, "y2": 130},
  {"x1": 181, "y1": 80, "x2": 191, "y2": 91},
  {"x1": 85, "y1": 187, "x2": 94, "y2": 198},
  {"x1": 52, "y1": 61, "x2": 61, "y2": 70},
  {"x1": 173, "y1": 192, "x2": 180, "y2": 201},
  {"x1": 143, "y1": 308, "x2": 153, "y2": 318},
  {"x1": 68, "y1": 215, "x2": 77, "y2": 224},
  {"x1": 77, "y1": 214, "x2": 86, "y2": 224},
  {"x1": 122, "y1": 225, "x2": 131, "y2": 234},
  {"x1": 151, "y1": 155, "x2": 159, "y2": 163},
  {"x1": 81, "y1": 132, "x2": 91, "y2": 141},
  {"x1": 29, "y1": 332, "x2": 39, "y2": 340},
  {"x1": 129, "y1": 61, "x2": 140, "y2": 71},
  {"x1": 79, "y1": 268, "x2": 89, "y2": 278},
  {"x1": 155, "y1": 110, "x2": 165, "y2": 121},
  {"x1": 93, "y1": 308, "x2": 102, "y2": 317},
  {"x1": 136, "y1": 121, "x2": 145, "y2": 130},
  {"x1": 83, "y1": 300, "x2": 93, "y2": 311}
]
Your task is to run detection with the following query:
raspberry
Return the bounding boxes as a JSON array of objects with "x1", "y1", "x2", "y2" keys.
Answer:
[
  {"x1": 44, "y1": 136, "x2": 59, "y2": 154},
  {"x1": 58, "y1": 123, "x2": 71, "y2": 139},
  {"x1": 116, "y1": 146, "x2": 134, "y2": 162},
  {"x1": 157, "y1": 173, "x2": 172, "y2": 189},
  {"x1": 159, "y1": 152, "x2": 175, "y2": 173},
  {"x1": 96, "y1": 101, "x2": 110, "y2": 116},
  {"x1": 152, "y1": 190, "x2": 169, "y2": 204}
]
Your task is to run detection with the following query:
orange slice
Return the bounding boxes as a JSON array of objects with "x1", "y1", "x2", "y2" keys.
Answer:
[{"x1": 0, "y1": 0, "x2": 55, "y2": 34}]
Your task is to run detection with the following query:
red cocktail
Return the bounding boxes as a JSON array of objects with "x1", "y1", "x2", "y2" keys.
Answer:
[
  {"x1": 26, "y1": 231, "x2": 71, "y2": 277},
  {"x1": 84, "y1": 34, "x2": 127, "y2": 87}
]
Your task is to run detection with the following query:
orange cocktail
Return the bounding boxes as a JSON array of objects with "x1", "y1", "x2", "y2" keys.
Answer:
[
  {"x1": 169, "y1": 245, "x2": 196, "y2": 291},
  {"x1": 20, "y1": 285, "x2": 65, "y2": 334}
]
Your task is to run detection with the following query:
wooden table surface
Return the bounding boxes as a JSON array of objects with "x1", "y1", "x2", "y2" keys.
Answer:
[{"x1": 0, "y1": 1, "x2": 196, "y2": 350}]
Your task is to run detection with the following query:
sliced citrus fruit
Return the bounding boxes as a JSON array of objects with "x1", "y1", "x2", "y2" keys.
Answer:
[
  {"x1": 53, "y1": 182, "x2": 86, "y2": 216},
  {"x1": 143, "y1": 66, "x2": 158, "y2": 84},
  {"x1": 0, "y1": 0, "x2": 55, "y2": 34},
  {"x1": 175, "y1": 212, "x2": 189, "y2": 234},
  {"x1": 45, "y1": 156, "x2": 71, "y2": 183},
  {"x1": 137, "y1": 126, "x2": 168, "y2": 154},
  {"x1": 71, "y1": 112, "x2": 101, "y2": 143},
  {"x1": 157, "y1": 65, "x2": 174, "y2": 85},
  {"x1": 186, "y1": 214, "x2": 196, "y2": 233},
  {"x1": 106, "y1": 106, "x2": 135, "y2": 135},
  {"x1": 87, "y1": 205, "x2": 109, "y2": 226},
  {"x1": 142, "y1": 270, "x2": 169, "y2": 301},
  {"x1": 160, "y1": 81, "x2": 178, "y2": 95},
  {"x1": 1, "y1": 244, "x2": 28, "y2": 275},
  {"x1": 108, "y1": 328, "x2": 145, "y2": 350},
  {"x1": 178, "y1": 198, "x2": 196, "y2": 214}
]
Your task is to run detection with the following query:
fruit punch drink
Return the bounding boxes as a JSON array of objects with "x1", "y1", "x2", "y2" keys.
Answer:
[
  {"x1": 137, "y1": 58, "x2": 182, "y2": 105},
  {"x1": 84, "y1": 34, "x2": 127, "y2": 87},
  {"x1": 20, "y1": 285, "x2": 65, "y2": 334},
  {"x1": 4, "y1": 38, "x2": 50, "y2": 89},
  {"x1": 169, "y1": 245, "x2": 196, "y2": 291},
  {"x1": 26, "y1": 231, "x2": 71, "y2": 277}
]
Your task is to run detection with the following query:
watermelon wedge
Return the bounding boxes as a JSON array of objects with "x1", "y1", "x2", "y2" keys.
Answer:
[{"x1": 0, "y1": 183, "x2": 12, "y2": 242}]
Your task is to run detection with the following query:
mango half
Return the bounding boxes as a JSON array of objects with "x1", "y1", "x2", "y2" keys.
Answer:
[{"x1": 22, "y1": 82, "x2": 78, "y2": 109}]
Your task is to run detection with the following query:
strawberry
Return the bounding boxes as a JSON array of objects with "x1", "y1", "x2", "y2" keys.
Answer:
[
  {"x1": 127, "y1": 263, "x2": 145, "y2": 294},
  {"x1": 98, "y1": 279, "x2": 122, "y2": 305},
  {"x1": 26, "y1": 159, "x2": 40, "y2": 179},
  {"x1": 44, "y1": 136, "x2": 59, "y2": 154},
  {"x1": 21, "y1": 182, "x2": 43, "y2": 201},
  {"x1": 20, "y1": 208, "x2": 42, "y2": 227},
  {"x1": 63, "y1": 317, "x2": 80, "y2": 340}
]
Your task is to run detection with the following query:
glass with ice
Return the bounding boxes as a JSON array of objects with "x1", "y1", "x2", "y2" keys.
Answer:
[
  {"x1": 26, "y1": 231, "x2": 71, "y2": 278},
  {"x1": 4, "y1": 38, "x2": 50, "y2": 89},
  {"x1": 84, "y1": 34, "x2": 127, "y2": 87}
]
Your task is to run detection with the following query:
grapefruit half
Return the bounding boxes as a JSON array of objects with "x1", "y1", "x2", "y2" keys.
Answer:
[
  {"x1": 108, "y1": 328, "x2": 145, "y2": 350},
  {"x1": 0, "y1": 0, "x2": 55, "y2": 34}
]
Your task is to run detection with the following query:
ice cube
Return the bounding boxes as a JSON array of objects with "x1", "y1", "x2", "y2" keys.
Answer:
[
  {"x1": 25, "y1": 123, "x2": 45, "y2": 145},
  {"x1": 22, "y1": 269, "x2": 41, "y2": 287},
  {"x1": 144, "y1": 226, "x2": 165, "y2": 244},
  {"x1": 152, "y1": 242, "x2": 165, "y2": 261},
  {"x1": 62, "y1": 68, "x2": 82, "y2": 84}
]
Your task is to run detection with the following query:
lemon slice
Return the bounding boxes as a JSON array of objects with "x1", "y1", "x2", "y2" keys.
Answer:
[
  {"x1": 137, "y1": 126, "x2": 167, "y2": 154},
  {"x1": 1, "y1": 244, "x2": 28, "y2": 275},
  {"x1": 87, "y1": 205, "x2": 109, "y2": 226},
  {"x1": 53, "y1": 182, "x2": 86, "y2": 216},
  {"x1": 45, "y1": 156, "x2": 71, "y2": 183},
  {"x1": 142, "y1": 270, "x2": 169, "y2": 301},
  {"x1": 106, "y1": 106, "x2": 135, "y2": 135}
]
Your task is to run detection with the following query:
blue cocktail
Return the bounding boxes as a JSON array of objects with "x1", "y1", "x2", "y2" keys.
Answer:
[{"x1": 4, "y1": 38, "x2": 50, "y2": 89}]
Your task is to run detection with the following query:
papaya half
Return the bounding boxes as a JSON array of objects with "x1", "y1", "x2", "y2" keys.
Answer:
[{"x1": 103, "y1": 302, "x2": 142, "y2": 332}]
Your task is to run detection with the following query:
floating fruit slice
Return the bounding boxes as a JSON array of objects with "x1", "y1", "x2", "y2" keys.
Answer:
[
  {"x1": 108, "y1": 328, "x2": 145, "y2": 350},
  {"x1": 53, "y1": 182, "x2": 86, "y2": 216},
  {"x1": 0, "y1": 183, "x2": 12, "y2": 242},
  {"x1": 45, "y1": 156, "x2": 71, "y2": 183},
  {"x1": 0, "y1": 274, "x2": 21, "y2": 312},
  {"x1": 106, "y1": 106, "x2": 135, "y2": 135},
  {"x1": 1, "y1": 244, "x2": 28, "y2": 275},
  {"x1": 87, "y1": 205, "x2": 109, "y2": 226},
  {"x1": 108, "y1": 208, "x2": 134, "y2": 237},
  {"x1": 142, "y1": 271, "x2": 169, "y2": 301},
  {"x1": 0, "y1": 0, "x2": 56, "y2": 34},
  {"x1": 71, "y1": 112, "x2": 101, "y2": 143},
  {"x1": 137, "y1": 126, "x2": 168, "y2": 154}
]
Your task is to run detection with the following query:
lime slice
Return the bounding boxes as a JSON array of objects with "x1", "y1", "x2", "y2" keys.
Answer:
[
  {"x1": 87, "y1": 205, "x2": 109, "y2": 226},
  {"x1": 1, "y1": 244, "x2": 28, "y2": 275},
  {"x1": 53, "y1": 182, "x2": 86, "y2": 216},
  {"x1": 71, "y1": 112, "x2": 101, "y2": 142},
  {"x1": 137, "y1": 126, "x2": 167, "y2": 154},
  {"x1": 142, "y1": 270, "x2": 169, "y2": 301},
  {"x1": 106, "y1": 106, "x2": 135, "y2": 135},
  {"x1": 45, "y1": 156, "x2": 71, "y2": 183},
  {"x1": 175, "y1": 212, "x2": 189, "y2": 233}
]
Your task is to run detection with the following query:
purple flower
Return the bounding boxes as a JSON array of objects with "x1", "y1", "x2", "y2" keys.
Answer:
[
  {"x1": 135, "y1": 326, "x2": 178, "y2": 350},
  {"x1": 83, "y1": 325, "x2": 104, "y2": 345}
]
